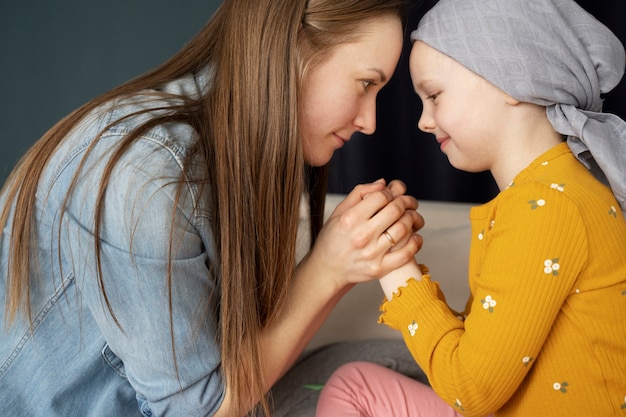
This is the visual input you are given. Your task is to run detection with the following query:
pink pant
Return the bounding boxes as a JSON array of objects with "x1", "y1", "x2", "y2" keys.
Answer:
[{"x1": 316, "y1": 361, "x2": 464, "y2": 417}]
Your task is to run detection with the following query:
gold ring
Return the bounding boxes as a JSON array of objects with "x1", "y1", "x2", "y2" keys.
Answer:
[{"x1": 383, "y1": 230, "x2": 396, "y2": 247}]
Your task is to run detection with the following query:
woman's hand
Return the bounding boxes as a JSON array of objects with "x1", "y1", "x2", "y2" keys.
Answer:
[
  {"x1": 303, "y1": 179, "x2": 424, "y2": 291},
  {"x1": 384, "y1": 180, "x2": 425, "y2": 253},
  {"x1": 227, "y1": 180, "x2": 424, "y2": 417}
]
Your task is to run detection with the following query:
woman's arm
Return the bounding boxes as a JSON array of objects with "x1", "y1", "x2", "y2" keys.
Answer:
[{"x1": 215, "y1": 180, "x2": 423, "y2": 416}]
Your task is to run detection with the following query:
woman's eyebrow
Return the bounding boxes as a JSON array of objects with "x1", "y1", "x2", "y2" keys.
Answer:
[{"x1": 368, "y1": 68, "x2": 388, "y2": 83}]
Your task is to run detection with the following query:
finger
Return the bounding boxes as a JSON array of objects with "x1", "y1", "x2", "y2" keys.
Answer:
[
  {"x1": 387, "y1": 180, "x2": 407, "y2": 197},
  {"x1": 412, "y1": 209, "x2": 425, "y2": 233},
  {"x1": 379, "y1": 235, "x2": 421, "y2": 274},
  {"x1": 332, "y1": 180, "x2": 387, "y2": 217},
  {"x1": 338, "y1": 187, "x2": 395, "y2": 225},
  {"x1": 382, "y1": 229, "x2": 397, "y2": 250},
  {"x1": 396, "y1": 194, "x2": 419, "y2": 211},
  {"x1": 388, "y1": 196, "x2": 423, "y2": 232},
  {"x1": 382, "y1": 211, "x2": 420, "y2": 252},
  {"x1": 414, "y1": 232, "x2": 424, "y2": 252},
  {"x1": 360, "y1": 178, "x2": 387, "y2": 199},
  {"x1": 369, "y1": 195, "x2": 413, "y2": 235}
]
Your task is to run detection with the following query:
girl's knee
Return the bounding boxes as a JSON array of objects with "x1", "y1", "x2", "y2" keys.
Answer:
[
  {"x1": 327, "y1": 361, "x2": 385, "y2": 386},
  {"x1": 318, "y1": 362, "x2": 385, "y2": 416}
]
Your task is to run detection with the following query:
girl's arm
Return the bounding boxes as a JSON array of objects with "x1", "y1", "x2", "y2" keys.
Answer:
[
  {"x1": 379, "y1": 258, "x2": 423, "y2": 301},
  {"x1": 378, "y1": 184, "x2": 587, "y2": 416}
]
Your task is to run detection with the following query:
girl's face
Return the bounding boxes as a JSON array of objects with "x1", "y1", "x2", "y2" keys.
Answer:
[
  {"x1": 299, "y1": 15, "x2": 403, "y2": 167},
  {"x1": 409, "y1": 41, "x2": 514, "y2": 174}
]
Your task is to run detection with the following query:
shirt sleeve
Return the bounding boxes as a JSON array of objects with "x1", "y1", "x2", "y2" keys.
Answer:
[
  {"x1": 379, "y1": 182, "x2": 588, "y2": 417},
  {"x1": 64, "y1": 131, "x2": 224, "y2": 417}
]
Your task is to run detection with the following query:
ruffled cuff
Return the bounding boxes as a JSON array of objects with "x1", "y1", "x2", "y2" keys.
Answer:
[
  {"x1": 378, "y1": 268, "x2": 465, "y2": 371},
  {"x1": 378, "y1": 266, "x2": 443, "y2": 330}
]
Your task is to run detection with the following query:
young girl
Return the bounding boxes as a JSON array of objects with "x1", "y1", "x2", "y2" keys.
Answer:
[
  {"x1": 317, "y1": 0, "x2": 626, "y2": 416},
  {"x1": 0, "y1": 1, "x2": 424, "y2": 416}
]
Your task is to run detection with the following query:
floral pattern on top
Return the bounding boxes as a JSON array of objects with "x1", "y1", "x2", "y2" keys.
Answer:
[
  {"x1": 553, "y1": 382, "x2": 569, "y2": 393},
  {"x1": 528, "y1": 199, "x2": 546, "y2": 209},
  {"x1": 609, "y1": 206, "x2": 618, "y2": 218},
  {"x1": 544, "y1": 259, "x2": 560, "y2": 276},
  {"x1": 481, "y1": 295, "x2": 496, "y2": 313},
  {"x1": 550, "y1": 183, "x2": 565, "y2": 192},
  {"x1": 408, "y1": 320, "x2": 418, "y2": 336}
]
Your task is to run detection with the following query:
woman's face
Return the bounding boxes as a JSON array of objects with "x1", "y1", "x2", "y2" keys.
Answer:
[{"x1": 299, "y1": 15, "x2": 403, "y2": 167}]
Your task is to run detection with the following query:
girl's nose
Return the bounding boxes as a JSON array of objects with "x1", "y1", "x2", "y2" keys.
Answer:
[{"x1": 417, "y1": 106, "x2": 435, "y2": 133}]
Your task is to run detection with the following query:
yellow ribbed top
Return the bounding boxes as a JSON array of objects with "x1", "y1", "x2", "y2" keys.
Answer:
[{"x1": 380, "y1": 143, "x2": 626, "y2": 417}]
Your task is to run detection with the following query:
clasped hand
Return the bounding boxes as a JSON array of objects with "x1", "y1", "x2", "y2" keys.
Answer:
[{"x1": 306, "y1": 179, "x2": 424, "y2": 290}]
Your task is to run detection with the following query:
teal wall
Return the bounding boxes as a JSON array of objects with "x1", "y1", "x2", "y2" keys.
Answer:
[{"x1": 0, "y1": 0, "x2": 222, "y2": 186}]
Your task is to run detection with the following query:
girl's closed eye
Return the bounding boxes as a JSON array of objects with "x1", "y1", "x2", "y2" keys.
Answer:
[{"x1": 426, "y1": 92, "x2": 439, "y2": 102}]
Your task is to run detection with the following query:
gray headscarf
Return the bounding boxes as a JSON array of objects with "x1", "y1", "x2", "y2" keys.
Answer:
[{"x1": 412, "y1": 0, "x2": 626, "y2": 215}]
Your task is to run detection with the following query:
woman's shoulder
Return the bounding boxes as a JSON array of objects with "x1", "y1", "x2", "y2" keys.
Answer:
[
  {"x1": 50, "y1": 88, "x2": 203, "y2": 179},
  {"x1": 104, "y1": 92, "x2": 200, "y2": 157},
  {"x1": 45, "y1": 69, "x2": 214, "y2": 187},
  {"x1": 38, "y1": 86, "x2": 211, "y2": 231}
]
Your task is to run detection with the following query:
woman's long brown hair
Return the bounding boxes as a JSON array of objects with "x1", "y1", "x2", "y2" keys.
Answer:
[{"x1": 0, "y1": 0, "x2": 406, "y2": 415}]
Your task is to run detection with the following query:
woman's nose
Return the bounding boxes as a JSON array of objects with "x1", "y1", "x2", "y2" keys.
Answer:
[{"x1": 354, "y1": 98, "x2": 377, "y2": 135}]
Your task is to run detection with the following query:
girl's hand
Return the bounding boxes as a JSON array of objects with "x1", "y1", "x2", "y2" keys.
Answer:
[{"x1": 303, "y1": 179, "x2": 424, "y2": 291}]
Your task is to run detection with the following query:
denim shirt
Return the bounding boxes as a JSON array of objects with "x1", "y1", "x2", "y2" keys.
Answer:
[{"x1": 0, "y1": 72, "x2": 225, "y2": 416}]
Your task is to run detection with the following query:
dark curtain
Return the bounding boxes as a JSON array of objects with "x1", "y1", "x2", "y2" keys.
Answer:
[{"x1": 327, "y1": 0, "x2": 626, "y2": 203}]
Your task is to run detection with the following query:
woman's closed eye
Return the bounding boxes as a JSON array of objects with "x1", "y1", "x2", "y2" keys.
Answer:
[{"x1": 361, "y1": 80, "x2": 378, "y2": 92}]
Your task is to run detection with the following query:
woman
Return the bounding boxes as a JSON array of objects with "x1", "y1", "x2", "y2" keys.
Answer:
[{"x1": 0, "y1": 0, "x2": 421, "y2": 416}]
